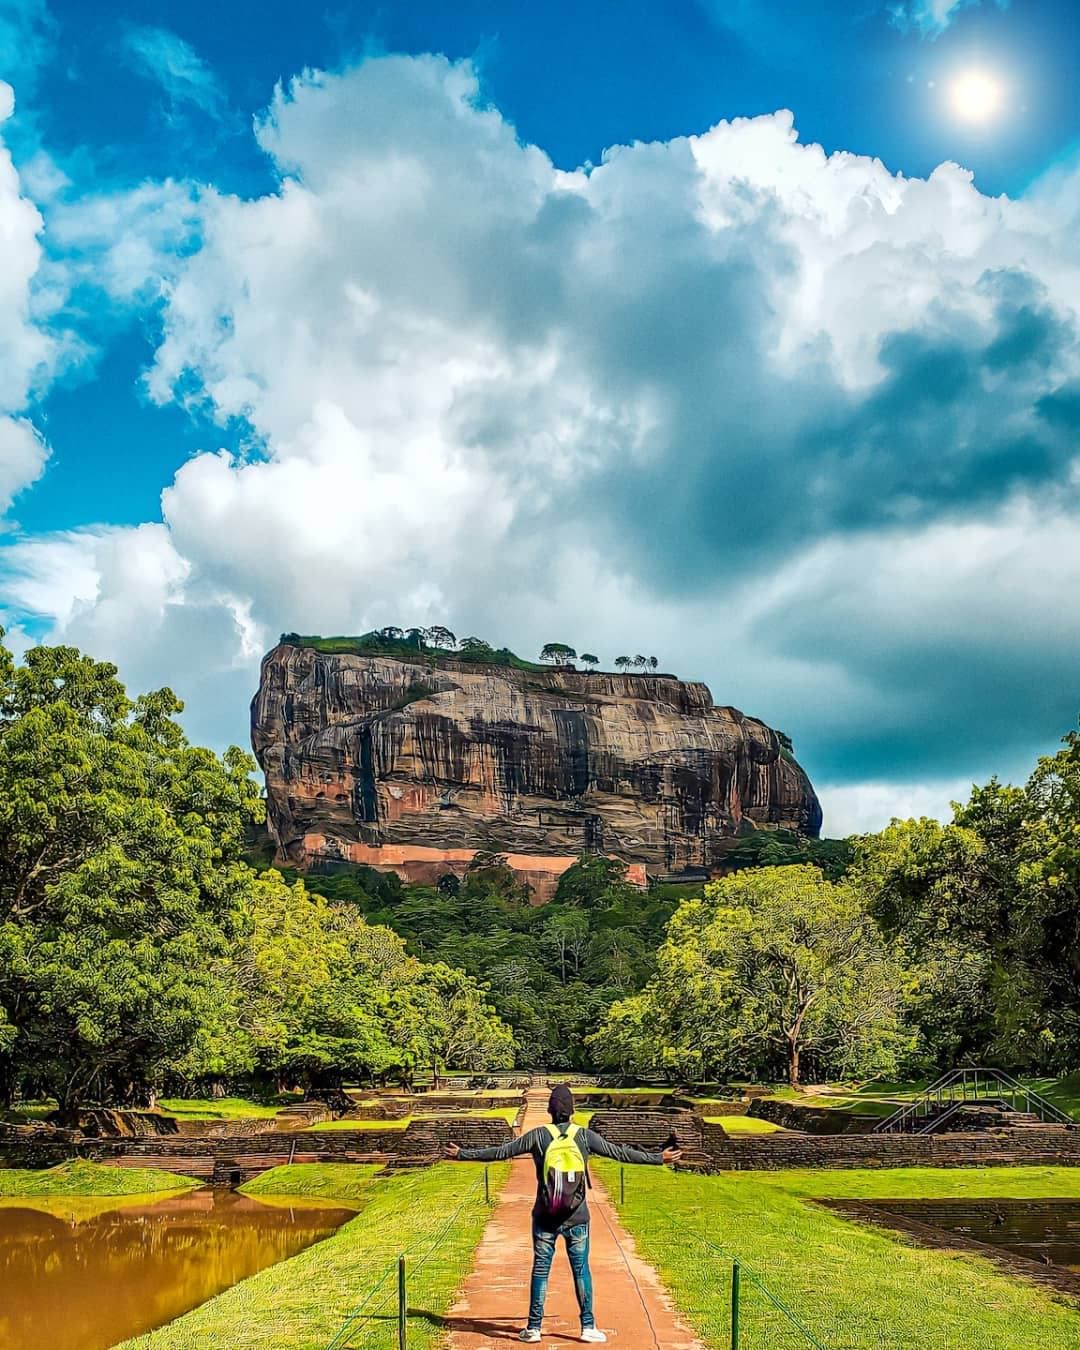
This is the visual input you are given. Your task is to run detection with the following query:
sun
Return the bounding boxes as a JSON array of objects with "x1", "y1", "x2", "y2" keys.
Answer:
[{"x1": 948, "y1": 69, "x2": 1004, "y2": 124}]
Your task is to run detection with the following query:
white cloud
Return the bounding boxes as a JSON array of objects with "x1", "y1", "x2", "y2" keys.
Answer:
[
  {"x1": 7, "y1": 54, "x2": 1080, "y2": 824},
  {"x1": 0, "y1": 78, "x2": 59, "y2": 520},
  {"x1": 817, "y1": 777, "x2": 978, "y2": 835},
  {"x1": 121, "y1": 25, "x2": 225, "y2": 117}
]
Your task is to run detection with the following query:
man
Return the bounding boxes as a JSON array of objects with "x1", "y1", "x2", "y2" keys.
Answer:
[{"x1": 446, "y1": 1085, "x2": 681, "y2": 1343}]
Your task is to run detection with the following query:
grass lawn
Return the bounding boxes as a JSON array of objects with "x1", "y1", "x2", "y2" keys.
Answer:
[
  {"x1": 309, "y1": 1117, "x2": 411, "y2": 1131},
  {"x1": 0, "y1": 1158, "x2": 200, "y2": 1197},
  {"x1": 309, "y1": 1106, "x2": 520, "y2": 1131},
  {"x1": 600, "y1": 1161, "x2": 1080, "y2": 1349},
  {"x1": 1023, "y1": 1072, "x2": 1080, "y2": 1120},
  {"x1": 706, "y1": 1115, "x2": 783, "y2": 1134},
  {"x1": 0, "y1": 1100, "x2": 56, "y2": 1124},
  {"x1": 240, "y1": 1163, "x2": 382, "y2": 1201},
  {"x1": 157, "y1": 1097, "x2": 288, "y2": 1121},
  {"x1": 119, "y1": 1162, "x2": 509, "y2": 1350}
]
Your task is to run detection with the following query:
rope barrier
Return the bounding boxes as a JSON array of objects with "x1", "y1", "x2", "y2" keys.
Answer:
[
  {"x1": 324, "y1": 1174, "x2": 486, "y2": 1349},
  {"x1": 653, "y1": 1204, "x2": 828, "y2": 1349}
]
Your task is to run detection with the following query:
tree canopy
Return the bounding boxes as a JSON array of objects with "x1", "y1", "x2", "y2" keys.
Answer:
[
  {"x1": 0, "y1": 633, "x2": 513, "y2": 1110},
  {"x1": 589, "y1": 866, "x2": 906, "y2": 1086}
]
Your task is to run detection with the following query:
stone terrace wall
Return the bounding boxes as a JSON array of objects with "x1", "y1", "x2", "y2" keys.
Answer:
[
  {"x1": 698, "y1": 1124, "x2": 1080, "y2": 1171},
  {"x1": 589, "y1": 1109, "x2": 705, "y2": 1152},
  {"x1": 747, "y1": 1099, "x2": 880, "y2": 1135},
  {"x1": 0, "y1": 1115, "x2": 513, "y2": 1175}
]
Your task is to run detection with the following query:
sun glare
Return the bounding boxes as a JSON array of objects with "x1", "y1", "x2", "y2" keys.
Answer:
[{"x1": 948, "y1": 69, "x2": 1004, "y2": 124}]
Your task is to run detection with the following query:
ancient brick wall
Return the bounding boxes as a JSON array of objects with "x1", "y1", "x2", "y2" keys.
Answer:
[
  {"x1": 588, "y1": 1109, "x2": 705, "y2": 1152},
  {"x1": 0, "y1": 1115, "x2": 513, "y2": 1174},
  {"x1": 698, "y1": 1125, "x2": 1080, "y2": 1170},
  {"x1": 746, "y1": 1099, "x2": 880, "y2": 1134}
]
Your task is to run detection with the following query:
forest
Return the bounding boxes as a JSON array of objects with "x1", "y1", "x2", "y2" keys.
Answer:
[{"x1": 3, "y1": 629, "x2": 1080, "y2": 1109}]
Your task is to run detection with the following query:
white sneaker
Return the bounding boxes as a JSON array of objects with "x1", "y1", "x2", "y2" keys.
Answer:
[
  {"x1": 581, "y1": 1331, "x2": 608, "y2": 1343},
  {"x1": 519, "y1": 1331, "x2": 541, "y2": 1343}
]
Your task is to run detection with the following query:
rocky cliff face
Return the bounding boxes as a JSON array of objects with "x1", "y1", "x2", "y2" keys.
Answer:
[{"x1": 252, "y1": 643, "x2": 821, "y2": 899}]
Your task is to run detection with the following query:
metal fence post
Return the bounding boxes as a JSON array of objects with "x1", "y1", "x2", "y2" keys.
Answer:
[
  {"x1": 398, "y1": 1255, "x2": 407, "y2": 1350},
  {"x1": 620, "y1": 1166, "x2": 625, "y2": 1205},
  {"x1": 730, "y1": 1260, "x2": 741, "y2": 1350},
  {"x1": 485, "y1": 1165, "x2": 490, "y2": 1205}
]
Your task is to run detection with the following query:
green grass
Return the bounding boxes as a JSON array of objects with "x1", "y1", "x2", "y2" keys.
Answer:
[
  {"x1": 706, "y1": 1115, "x2": 783, "y2": 1134},
  {"x1": 310, "y1": 1117, "x2": 412, "y2": 1131},
  {"x1": 0, "y1": 1100, "x2": 56, "y2": 1123},
  {"x1": 573, "y1": 1110, "x2": 594, "y2": 1127},
  {"x1": 1022, "y1": 1073, "x2": 1080, "y2": 1120},
  {"x1": 0, "y1": 1158, "x2": 200, "y2": 1196},
  {"x1": 599, "y1": 1161, "x2": 1080, "y2": 1349},
  {"x1": 120, "y1": 1162, "x2": 509, "y2": 1350},
  {"x1": 157, "y1": 1097, "x2": 288, "y2": 1121},
  {"x1": 310, "y1": 1106, "x2": 519, "y2": 1131},
  {"x1": 240, "y1": 1163, "x2": 382, "y2": 1201}
]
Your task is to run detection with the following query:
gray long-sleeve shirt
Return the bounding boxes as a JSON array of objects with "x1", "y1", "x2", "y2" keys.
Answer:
[{"x1": 457, "y1": 1122, "x2": 664, "y2": 1230}]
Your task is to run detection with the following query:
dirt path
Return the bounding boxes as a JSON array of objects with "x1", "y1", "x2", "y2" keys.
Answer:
[{"x1": 443, "y1": 1092, "x2": 703, "y2": 1348}]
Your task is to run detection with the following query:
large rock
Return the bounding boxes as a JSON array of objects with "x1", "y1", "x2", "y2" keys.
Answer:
[{"x1": 252, "y1": 642, "x2": 821, "y2": 899}]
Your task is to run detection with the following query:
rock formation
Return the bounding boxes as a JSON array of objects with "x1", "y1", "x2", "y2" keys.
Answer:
[{"x1": 252, "y1": 640, "x2": 821, "y2": 900}]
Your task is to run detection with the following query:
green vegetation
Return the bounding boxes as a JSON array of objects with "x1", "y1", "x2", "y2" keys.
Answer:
[
  {"x1": 6, "y1": 625, "x2": 1080, "y2": 1113},
  {"x1": 309, "y1": 1117, "x2": 410, "y2": 1130},
  {"x1": 297, "y1": 852, "x2": 678, "y2": 1070},
  {"x1": 590, "y1": 866, "x2": 906, "y2": 1087},
  {"x1": 0, "y1": 633, "x2": 513, "y2": 1114},
  {"x1": 121, "y1": 1163, "x2": 508, "y2": 1350},
  {"x1": 311, "y1": 1105, "x2": 518, "y2": 1130},
  {"x1": 0, "y1": 1159, "x2": 200, "y2": 1196},
  {"x1": 600, "y1": 1162, "x2": 1080, "y2": 1349},
  {"x1": 157, "y1": 1097, "x2": 288, "y2": 1120},
  {"x1": 707, "y1": 1115, "x2": 782, "y2": 1133},
  {"x1": 239, "y1": 1162, "x2": 382, "y2": 1201},
  {"x1": 280, "y1": 628, "x2": 552, "y2": 673},
  {"x1": 281, "y1": 628, "x2": 669, "y2": 678},
  {"x1": 718, "y1": 829, "x2": 854, "y2": 882},
  {"x1": 1023, "y1": 1072, "x2": 1080, "y2": 1119}
]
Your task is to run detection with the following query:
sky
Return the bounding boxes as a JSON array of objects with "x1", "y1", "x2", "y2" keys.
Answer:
[{"x1": 1, "y1": 0, "x2": 1079, "y2": 835}]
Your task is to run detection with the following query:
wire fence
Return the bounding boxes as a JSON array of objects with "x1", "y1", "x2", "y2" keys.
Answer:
[
  {"x1": 652, "y1": 1202, "x2": 826, "y2": 1349},
  {"x1": 326, "y1": 1162, "x2": 830, "y2": 1349},
  {"x1": 615, "y1": 1166, "x2": 830, "y2": 1349},
  {"x1": 324, "y1": 1172, "x2": 489, "y2": 1349}
]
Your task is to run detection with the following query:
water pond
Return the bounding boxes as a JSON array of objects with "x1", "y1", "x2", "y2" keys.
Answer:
[{"x1": 0, "y1": 1186, "x2": 354, "y2": 1349}]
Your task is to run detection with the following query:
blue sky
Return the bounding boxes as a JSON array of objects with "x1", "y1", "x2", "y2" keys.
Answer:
[{"x1": 2, "y1": 0, "x2": 1080, "y2": 833}]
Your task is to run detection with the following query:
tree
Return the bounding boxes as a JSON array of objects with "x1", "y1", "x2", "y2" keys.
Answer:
[
  {"x1": 580, "y1": 653, "x2": 599, "y2": 671},
  {"x1": 540, "y1": 909, "x2": 591, "y2": 983},
  {"x1": 377, "y1": 626, "x2": 404, "y2": 641},
  {"x1": 458, "y1": 636, "x2": 493, "y2": 657},
  {"x1": 409, "y1": 963, "x2": 515, "y2": 1084},
  {"x1": 614, "y1": 656, "x2": 631, "y2": 671},
  {"x1": 427, "y1": 626, "x2": 457, "y2": 650},
  {"x1": 633, "y1": 655, "x2": 647, "y2": 670},
  {"x1": 554, "y1": 854, "x2": 636, "y2": 909},
  {"x1": 647, "y1": 656, "x2": 658, "y2": 672},
  {"x1": 540, "y1": 643, "x2": 577, "y2": 665},
  {"x1": 0, "y1": 635, "x2": 264, "y2": 1116},
  {"x1": 590, "y1": 865, "x2": 905, "y2": 1086},
  {"x1": 404, "y1": 627, "x2": 428, "y2": 650}
]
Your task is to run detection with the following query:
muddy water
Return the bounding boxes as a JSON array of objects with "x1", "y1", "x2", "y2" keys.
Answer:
[{"x1": 0, "y1": 1187, "x2": 354, "y2": 1350}]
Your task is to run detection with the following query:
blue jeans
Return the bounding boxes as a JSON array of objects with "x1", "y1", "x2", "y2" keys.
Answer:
[{"x1": 528, "y1": 1220, "x2": 594, "y2": 1330}]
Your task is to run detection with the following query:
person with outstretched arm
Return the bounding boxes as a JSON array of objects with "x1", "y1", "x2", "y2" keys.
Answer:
[{"x1": 445, "y1": 1084, "x2": 682, "y2": 1343}]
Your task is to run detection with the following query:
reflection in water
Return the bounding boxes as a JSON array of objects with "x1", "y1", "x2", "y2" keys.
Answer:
[{"x1": 0, "y1": 1187, "x2": 353, "y2": 1350}]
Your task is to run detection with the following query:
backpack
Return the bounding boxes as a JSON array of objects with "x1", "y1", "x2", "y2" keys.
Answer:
[{"x1": 540, "y1": 1122, "x2": 590, "y2": 1223}]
